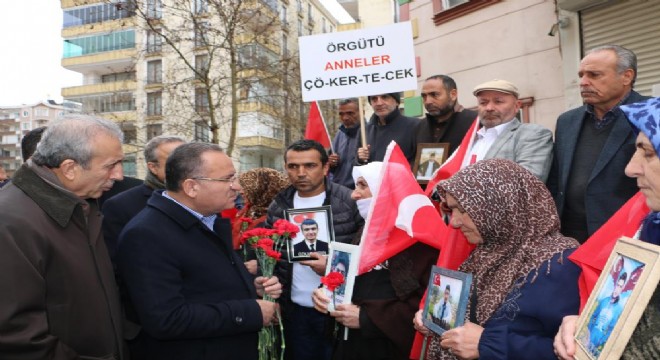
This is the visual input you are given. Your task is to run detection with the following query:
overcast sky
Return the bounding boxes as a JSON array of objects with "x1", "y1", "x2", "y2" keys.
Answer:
[{"x1": 0, "y1": 1, "x2": 353, "y2": 107}]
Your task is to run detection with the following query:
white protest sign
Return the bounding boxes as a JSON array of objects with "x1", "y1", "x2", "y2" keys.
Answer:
[{"x1": 299, "y1": 22, "x2": 417, "y2": 102}]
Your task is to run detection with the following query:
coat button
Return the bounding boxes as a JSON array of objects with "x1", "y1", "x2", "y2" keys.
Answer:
[{"x1": 235, "y1": 316, "x2": 243, "y2": 325}]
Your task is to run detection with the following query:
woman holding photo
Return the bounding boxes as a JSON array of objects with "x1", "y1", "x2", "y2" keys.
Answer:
[
  {"x1": 312, "y1": 162, "x2": 438, "y2": 360},
  {"x1": 414, "y1": 158, "x2": 581, "y2": 360}
]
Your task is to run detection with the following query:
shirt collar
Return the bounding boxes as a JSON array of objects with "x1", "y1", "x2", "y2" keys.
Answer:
[
  {"x1": 477, "y1": 118, "x2": 515, "y2": 137},
  {"x1": 162, "y1": 191, "x2": 217, "y2": 231}
]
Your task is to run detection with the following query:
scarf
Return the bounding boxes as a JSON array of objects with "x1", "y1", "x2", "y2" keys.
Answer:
[{"x1": 428, "y1": 159, "x2": 578, "y2": 359}]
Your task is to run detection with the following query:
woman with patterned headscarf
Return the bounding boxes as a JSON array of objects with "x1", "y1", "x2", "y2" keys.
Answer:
[
  {"x1": 414, "y1": 158, "x2": 581, "y2": 360},
  {"x1": 555, "y1": 97, "x2": 660, "y2": 360},
  {"x1": 232, "y1": 168, "x2": 289, "y2": 273}
]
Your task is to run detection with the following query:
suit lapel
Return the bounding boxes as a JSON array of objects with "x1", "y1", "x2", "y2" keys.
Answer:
[
  {"x1": 588, "y1": 112, "x2": 632, "y2": 182},
  {"x1": 484, "y1": 119, "x2": 520, "y2": 158},
  {"x1": 560, "y1": 110, "x2": 585, "y2": 188}
]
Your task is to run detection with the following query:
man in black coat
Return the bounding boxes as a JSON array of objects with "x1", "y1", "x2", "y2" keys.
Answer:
[
  {"x1": 116, "y1": 143, "x2": 282, "y2": 360},
  {"x1": 416, "y1": 75, "x2": 477, "y2": 156},
  {"x1": 267, "y1": 140, "x2": 363, "y2": 360},
  {"x1": 547, "y1": 45, "x2": 650, "y2": 243}
]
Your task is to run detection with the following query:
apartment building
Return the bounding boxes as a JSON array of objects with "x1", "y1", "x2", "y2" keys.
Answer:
[
  {"x1": 0, "y1": 101, "x2": 77, "y2": 177},
  {"x1": 60, "y1": 0, "x2": 340, "y2": 177}
]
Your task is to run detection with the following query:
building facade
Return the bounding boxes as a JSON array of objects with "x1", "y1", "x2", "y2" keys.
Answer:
[
  {"x1": 0, "y1": 101, "x2": 77, "y2": 177},
  {"x1": 60, "y1": 0, "x2": 339, "y2": 177}
]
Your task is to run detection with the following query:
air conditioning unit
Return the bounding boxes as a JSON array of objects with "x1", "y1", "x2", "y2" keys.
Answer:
[{"x1": 557, "y1": 0, "x2": 617, "y2": 12}]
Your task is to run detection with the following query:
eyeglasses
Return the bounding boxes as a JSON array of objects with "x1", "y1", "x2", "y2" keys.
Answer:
[{"x1": 191, "y1": 174, "x2": 239, "y2": 189}]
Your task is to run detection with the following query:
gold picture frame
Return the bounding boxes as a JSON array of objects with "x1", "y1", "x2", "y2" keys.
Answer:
[
  {"x1": 574, "y1": 237, "x2": 660, "y2": 360},
  {"x1": 412, "y1": 143, "x2": 449, "y2": 184}
]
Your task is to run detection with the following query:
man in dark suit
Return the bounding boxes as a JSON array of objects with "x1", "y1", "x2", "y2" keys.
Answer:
[
  {"x1": 547, "y1": 45, "x2": 649, "y2": 243},
  {"x1": 102, "y1": 135, "x2": 185, "y2": 260},
  {"x1": 293, "y1": 218, "x2": 329, "y2": 257},
  {"x1": 416, "y1": 75, "x2": 477, "y2": 156},
  {"x1": 116, "y1": 143, "x2": 281, "y2": 360},
  {"x1": 102, "y1": 135, "x2": 184, "y2": 358},
  {"x1": 417, "y1": 152, "x2": 441, "y2": 180}
]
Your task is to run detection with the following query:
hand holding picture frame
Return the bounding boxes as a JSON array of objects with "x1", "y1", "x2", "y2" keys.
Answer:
[
  {"x1": 323, "y1": 242, "x2": 360, "y2": 312},
  {"x1": 283, "y1": 205, "x2": 334, "y2": 262},
  {"x1": 574, "y1": 237, "x2": 660, "y2": 360},
  {"x1": 422, "y1": 266, "x2": 472, "y2": 335},
  {"x1": 413, "y1": 143, "x2": 450, "y2": 184}
]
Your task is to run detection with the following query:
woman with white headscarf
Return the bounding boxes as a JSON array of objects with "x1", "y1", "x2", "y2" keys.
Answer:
[{"x1": 312, "y1": 162, "x2": 438, "y2": 360}]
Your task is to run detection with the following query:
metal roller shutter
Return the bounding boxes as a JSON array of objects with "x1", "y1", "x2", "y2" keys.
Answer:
[{"x1": 581, "y1": 0, "x2": 660, "y2": 96}]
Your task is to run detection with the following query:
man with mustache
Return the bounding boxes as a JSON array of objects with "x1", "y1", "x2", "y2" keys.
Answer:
[
  {"x1": 0, "y1": 115, "x2": 125, "y2": 359},
  {"x1": 547, "y1": 45, "x2": 649, "y2": 243},
  {"x1": 267, "y1": 139, "x2": 362, "y2": 360},
  {"x1": 417, "y1": 75, "x2": 477, "y2": 156},
  {"x1": 356, "y1": 92, "x2": 420, "y2": 167},
  {"x1": 462, "y1": 79, "x2": 554, "y2": 181}
]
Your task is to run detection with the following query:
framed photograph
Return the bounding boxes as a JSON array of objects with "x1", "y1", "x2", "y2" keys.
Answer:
[
  {"x1": 283, "y1": 205, "x2": 334, "y2": 262},
  {"x1": 575, "y1": 237, "x2": 660, "y2": 360},
  {"x1": 323, "y1": 242, "x2": 360, "y2": 312},
  {"x1": 413, "y1": 143, "x2": 450, "y2": 184},
  {"x1": 422, "y1": 265, "x2": 472, "y2": 335}
]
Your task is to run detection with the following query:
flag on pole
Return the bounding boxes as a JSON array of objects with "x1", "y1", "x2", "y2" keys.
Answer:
[
  {"x1": 357, "y1": 141, "x2": 446, "y2": 275},
  {"x1": 304, "y1": 101, "x2": 333, "y2": 151},
  {"x1": 425, "y1": 115, "x2": 480, "y2": 198},
  {"x1": 569, "y1": 192, "x2": 648, "y2": 311}
]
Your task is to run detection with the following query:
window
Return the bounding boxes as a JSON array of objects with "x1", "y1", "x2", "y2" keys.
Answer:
[
  {"x1": 102, "y1": 72, "x2": 135, "y2": 82},
  {"x1": 432, "y1": 0, "x2": 501, "y2": 25},
  {"x1": 280, "y1": 5, "x2": 287, "y2": 25},
  {"x1": 322, "y1": 18, "x2": 326, "y2": 33},
  {"x1": 147, "y1": 60, "x2": 162, "y2": 84},
  {"x1": 307, "y1": 3, "x2": 313, "y2": 22},
  {"x1": 281, "y1": 34, "x2": 288, "y2": 56},
  {"x1": 195, "y1": 22, "x2": 209, "y2": 47},
  {"x1": 296, "y1": 0, "x2": 302, "y2": 13},
  {"x1": 443, "y1": 0, "x2": 468, "y2": 8},
  {"x1": 195, "y1": 88, "x2": 209, "y2": 113},
  {"x1": 121, "y1": 122, "x2": 137, "y2": 143},
  {"x1": 122, "y1": 154, "x2": 137, "y2": 177},
  {"x1": 194, "y1": 121, "x2": 210, "y2": 142},
  {"x1": 146, "y1": 123, "x2": 163, "y2": 140},
  {"x1": 22, "y1": 111, "x2": 29, "y2": 117},
  {"x1": 195, "y1": 54, "x2": 209, "y2": 80},
  {"x1": 146, "y1": 30, "x2": 162, "y2": 53},
  {"x1": 21, "y1": 122, "x2": 31, "y2": 130},
  {"x1": 194, "y1": 0, "x2": 208, "y2": 14},
  {"x1": 147, "y1": 0, "x2": 162, "y2": 19},
  {"x1": 147, "y1": 92, "x2": 162, "y2": 116},
  {"x1": 298, "y1": 19, "x2": 303, "y2": 36}
]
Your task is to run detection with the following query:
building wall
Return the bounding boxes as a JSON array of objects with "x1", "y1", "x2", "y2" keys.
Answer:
[{"x1": 410, "y1": 0, "x2": 565, "y2": 130}]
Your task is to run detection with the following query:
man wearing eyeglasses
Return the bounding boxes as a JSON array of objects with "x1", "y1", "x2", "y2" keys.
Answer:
[{"x1": 116, "y1": 143, "x2": 282, "y2": 360}]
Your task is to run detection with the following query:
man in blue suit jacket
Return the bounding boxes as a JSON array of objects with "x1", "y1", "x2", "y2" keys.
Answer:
[
  {"x1": 116, "y1": 143, "x2": 282, "y2": 360},
  {"x1": 547, "y1": 45, "x2": 649, "y2": 243}
]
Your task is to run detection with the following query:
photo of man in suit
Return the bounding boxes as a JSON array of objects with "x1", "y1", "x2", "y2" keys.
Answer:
[
  {"x1": 293, "y1": 218, "x2": 329, "y2": 257},
  {"x1": 417, "y1": 151, "x2": 441, "y2": 180}
]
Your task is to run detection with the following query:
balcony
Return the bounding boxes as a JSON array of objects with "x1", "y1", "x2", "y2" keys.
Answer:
[
  {"x1": 236, "y1": 135, "x2": 283, "y2": 150},
  {"x1": 62, "y1": 80, "x2": 136, "y2": 98},
  {"x1": 62, "y1": 48, "x2": 137, "y2": 74}
]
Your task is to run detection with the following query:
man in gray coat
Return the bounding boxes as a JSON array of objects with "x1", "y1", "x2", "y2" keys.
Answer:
[
  {"x1": 0, "y1": 115, "x2": 125, "y2": 359},
  {"x1": 464, "y1": 79, "x2": 553, "y2": 181}
]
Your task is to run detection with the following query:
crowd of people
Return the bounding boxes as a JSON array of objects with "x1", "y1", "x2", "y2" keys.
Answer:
[{"x1": 0, "y1": 43, "x2": 658, "y2": 360}]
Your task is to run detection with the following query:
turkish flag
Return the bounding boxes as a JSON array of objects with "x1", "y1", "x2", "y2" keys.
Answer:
[
  {"x1": 410, "y1": 116, "x2": 479, "y2": 359},
  {"x1": 357, "y1": 141, "x2": 447, "y2": 275},
  {"x1": 424, "y1": 115, "x2": 480, "y2": 198},
  {"x1": 569, "y1": 192, "x2": 648, "y2": 311},
  {"x1": 304, "y1": 101, "x2": 332, "y2": 149}
]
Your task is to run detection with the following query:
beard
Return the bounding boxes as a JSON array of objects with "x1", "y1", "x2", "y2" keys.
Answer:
[{"x1": 428, "y1": 100, "x2": 455, "y2": 119}]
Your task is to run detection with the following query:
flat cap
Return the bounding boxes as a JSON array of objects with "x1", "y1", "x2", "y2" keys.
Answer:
[{"x1": 473, "y1": 79, "x2": 519, "y2": 98}]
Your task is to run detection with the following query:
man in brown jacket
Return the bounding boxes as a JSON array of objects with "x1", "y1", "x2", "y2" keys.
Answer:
[{"x1": 0, "y1": 115, "x2": 125, "y2": 359}]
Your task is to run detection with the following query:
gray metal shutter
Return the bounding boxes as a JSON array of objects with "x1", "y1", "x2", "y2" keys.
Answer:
[{"x1": 581, "y1": 0, "x2": 660, "y2": 96}]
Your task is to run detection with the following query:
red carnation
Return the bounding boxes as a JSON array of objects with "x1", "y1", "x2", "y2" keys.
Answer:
[
  {"x1": 265, "y1": 249, "x2": 282, "y2": 261},
  {"x1": 321, "y1": 272, "x2": 345, "y2": 292},
  {"x1": 273, "y1": 219, "x2": 300, "y2": 237},
  {"x1": 255, "y1": 237, "x2": 275, "y2": 250}
]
